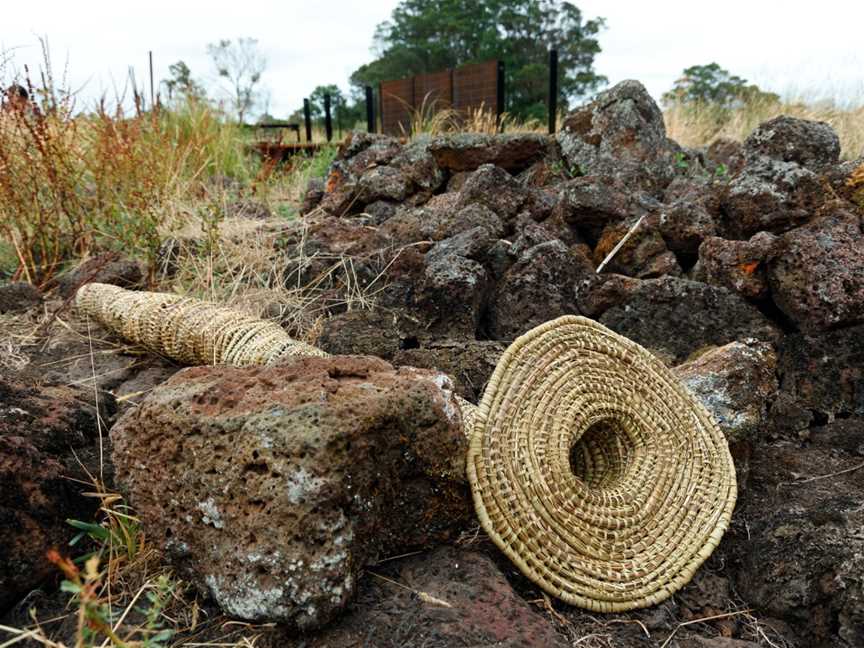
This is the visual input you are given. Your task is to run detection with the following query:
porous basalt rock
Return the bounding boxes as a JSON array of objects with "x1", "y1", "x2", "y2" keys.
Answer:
[
  {"x1": 675, "y1": 339, "x2": 778, "y2": 443},
  {"x1": 744, "y1": 115, "x2": 841, "y2": 169},
  {"x1": 593, "y1": 215, "x2": 681, "y2": 278},
  {"x1": 456, "y1": 163, "x2": 547, "y2": 225},
  {"x1": 720, "y1": 155, "x2": 825, "y2": 237},
  {"x1": 0, "y1": 282, "x2": 42, "y2": 314},
  {"x1": 727, "y1": 443, "x2": 864, "y2": 646},
  {"x1": 428, "y1": 133, "x2": 550, "y2": 172},
  {"x1": 57, "y1": 253, "x2": 144, "y2": 299},
  {"x1": 0, "y1": 374, "x2": 114, "y2": 611},
  {"x1": 393, "y1": 339, "x2": 506, "y2": 401},
  {"x1": 597, "y1": 276, "x2": 779, "y2": 365},
  {"x1": 767, "y1": 210, "x2": 864, "y2": 331},
  {"x1": 110, "y1": 356, "x2": 471, "y2": 629},
  {"x1": 776, "y1": 324, "x2": 864, "y2": 420},
  {"x1": 488, "y1": 239, "x2": 593, "y2": 339},
  {"x1": 417, "y1": 253, "x2": 489, "y2": 338},
  {"x1": 699, "y1": 232, "x2": 777, "y2": 300},
  {"x1": 306, "y1": 547, "x2": 569, "y2": 647},
  {"x1": 556, "y1": 80, "x2": 682, "y2": 194}
]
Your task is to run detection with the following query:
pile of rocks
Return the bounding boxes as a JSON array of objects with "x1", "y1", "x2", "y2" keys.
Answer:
[{"x1": 2, "y1": 79, "x2": 862, "y2": 647}]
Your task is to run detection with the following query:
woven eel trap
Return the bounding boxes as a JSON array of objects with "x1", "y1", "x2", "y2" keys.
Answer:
[
  {"x1": 76, "y1": 284, "x2": 736, "y2": 611},
  {"x1": 467, "y1": 315, "x2": 737, "y2": 611}
]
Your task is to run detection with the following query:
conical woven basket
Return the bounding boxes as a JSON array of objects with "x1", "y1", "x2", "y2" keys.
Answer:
[{"x1": 466, "y1": 315, "x2": 737, "y2": 612}]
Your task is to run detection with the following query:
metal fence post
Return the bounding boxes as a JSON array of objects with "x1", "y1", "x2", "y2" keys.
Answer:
[
  {"x1": 303, "y1": 98, "x2": 312, "y2": 143},
  {"x1": 324, "y1": 93, "x2": 333, "y2": 142},
  {"x1": 496, "y1": 61, "x2": 505, "y2": 133},
  {"x1": 548, "y1": 49, "x2": 558, "y2": 134},
  {"x1": 365, "y1": 85, "x2": 375, "y2": 133}
]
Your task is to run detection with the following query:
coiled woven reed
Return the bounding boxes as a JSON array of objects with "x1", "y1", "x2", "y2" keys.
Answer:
[
  {"x1": 75, "y1": 283, "x2": 327, "y2": 366},
  {"x1": 467, "y1": 315, "x2": 736, "y2": 611},
  {"x1": 75, "y1": 283, "x2": 736, "y2": 612}
]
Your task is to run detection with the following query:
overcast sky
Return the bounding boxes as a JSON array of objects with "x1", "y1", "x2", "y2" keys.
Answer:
[{"x1": 2, "y1": 0, "x2": 861, "y2": 117}]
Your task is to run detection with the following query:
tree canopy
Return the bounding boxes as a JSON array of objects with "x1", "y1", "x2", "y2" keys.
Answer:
[
  {"x1": 350, "y1": 0, "x2": 606, "y2": 120},
  {"x1": 206, "y1": 38, "x2": 267, "y2": 123},
  {"x1": 662, "y1": 63, "x2": 780, "y2": 107},
  {"x1": 162, "y1": 61, "x2": 207, "y2": 102}
]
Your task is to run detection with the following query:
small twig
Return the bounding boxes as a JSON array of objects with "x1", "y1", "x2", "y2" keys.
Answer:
[
  {"x1": 596, "y1": 214, "x2": 646, "y2": 274},
  {"x1": 659, "y1": 609, "x2": 751, "y2": 648},
  {"x1": 367, "y1": 572, "x2": 453, "y2": 608},
  {"x1": 779, "y1": 461, "x2": 864, "y2": 487},
  {"x1": 608, "y1": 617, "x2": 651, "y2": 639},
  {"x1": 374, "y1": 550, "x2": 424, "y2": 565}
]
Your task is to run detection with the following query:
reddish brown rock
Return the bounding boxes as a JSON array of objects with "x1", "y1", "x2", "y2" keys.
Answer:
[
  {"x1": 110, "y1": 356, "x2": 471, "y2": 629},
  {"x1": 699, "y1": 232, "x2": 777, "y2": 300},
  {"x1": 726, "y1": 442, "x2": 864, "y2": 646},
  {"x1": 456, "y1": 164, "x2": 548, "y2": 225},
  {"x1": 777, "y1": 324, "x2": 864, "y2": 420},
  {"x1": 705, "y1": 138, "x2": 746, "y2": 175},
  {"x1": 306, "y1": 547, "x2": 568, "y2": 647},
  {"x1": 593, "y1": 215, "x2": 681, "y2": 278},
  {"x1": 658, "y1": 186, "x2": 720, "y2": 257},
  {"x1": 393, "y1": 339, "x2": 506, "y2": 401},
  {"x1": 557, "y1": 80, "x2": 681, "y2": 194},
  {"x1": 0, "y1": 374, "x2": 113, "y2": 611},
  {"x1": 317, "y1": 310, "x2": 425, "y2": 360},
  {"x1": 556, "y1": 175, "x2": 640, "y2": 236},
  {"x1": 574, "y1": 272, "x2": 642, "y2": 318},
  {"x1": 767, "y1": 210, "x2": 864, "y2": 330},
  {"x1": 57, "y1": 253, "x2": 144, "y2": 298},
  {"x1": 300, "y1": 178, "x2": 325, "y2": 215},
  {"x1": 0, "y1": 282, "x2": 42, "y2": 314},
  {"x1": 417, "y1": 253, "x2": 489, "y2": 338},
  {"x1": 489, "y1": 240, "x2": 593, "y2": 339},
  {"x1": 428, "y1": 133, "x2": 550, "y2": 172}
]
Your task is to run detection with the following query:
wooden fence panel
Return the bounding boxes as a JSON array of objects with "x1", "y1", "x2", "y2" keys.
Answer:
[
  {"x1": 379, "y1": 61, "x2": 499, "y2": 135},
  {"x1": 379, "y1": 77, "x2": 414, "y2": 136},
  {"x1": 414, "y1": 69, "x2": 453, "y2": 111},
  {"x1": 452, "y1": 60, "x2": 499, "y2": 115}
]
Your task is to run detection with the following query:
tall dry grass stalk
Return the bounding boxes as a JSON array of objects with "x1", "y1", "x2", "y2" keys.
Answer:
[
  {"x1": 664, "y1": 97, "x2": 864, "y2": 159},
  {"x1": 0, "y1": 52, "x2": 255, "y2": 286}
]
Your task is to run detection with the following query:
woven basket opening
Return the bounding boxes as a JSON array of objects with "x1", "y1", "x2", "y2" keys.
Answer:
[{"x1": 569, "y1": 419, "x2": 636, "y2": 488}]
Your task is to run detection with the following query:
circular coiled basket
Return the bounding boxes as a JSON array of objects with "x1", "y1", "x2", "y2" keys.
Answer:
[{"x1": 466, "y1": 315, "x2": 737, "y2": 611}]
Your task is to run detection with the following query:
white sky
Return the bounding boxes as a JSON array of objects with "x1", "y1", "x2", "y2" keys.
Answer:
[{"x1": 2, "y1": 0, "x2": 862, "y2": 118}]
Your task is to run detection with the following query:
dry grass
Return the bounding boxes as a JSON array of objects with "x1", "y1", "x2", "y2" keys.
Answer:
[{"x1": 664, "y1": 96, "x2": 864, "y2": 159}]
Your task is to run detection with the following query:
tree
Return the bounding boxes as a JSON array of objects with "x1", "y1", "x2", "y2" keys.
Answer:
[
  {"x1": 161, "y1": 61, "x2": 206, "y2": 102},
  {"x1": 662, "y1": 63, "x2": 780, "y2": 107},
  {"x1": 206, "y1": 38, "x2": 266, "y2": 123},
  {"x1": 350, "y1": 0, "x2": 606, "y2": 120}
]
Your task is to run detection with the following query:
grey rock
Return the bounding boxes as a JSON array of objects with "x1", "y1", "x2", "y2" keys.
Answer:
[
  {"x1": 675, "y1": 339, "x2": 778, "y2": 443},
  {"x1": 598, "y1": 276, "x2": 780, "y2": 365},
  {"x1": 744, "y1": 115, "x2": 841, "y2": 169}
]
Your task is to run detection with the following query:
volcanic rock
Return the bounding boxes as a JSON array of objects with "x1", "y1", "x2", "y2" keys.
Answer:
[
  {"x1": 110, "y1": 356, "x2": 471, "y2": 629},
  {"x1": 699, "y1": 232, "x2": 777, "y2": 300},
  {"x1": 767, "y1": 210, "x2": 864, "y2": 330},
  {"x1": 0, "y1": 282, "x2": 42, "y2": 314},
  {"x1": 744, "y1": 115, "x2": 841, "y2": 169},
  {"x1": 428, "y1": 133, "x2": 550, "y2": 173},
  {"x1": 675, "y1": 339, "x2": 778, "y2": 443},
  {"x1": 597, "y1": 276, "x2": 779, "y2": 365}
]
